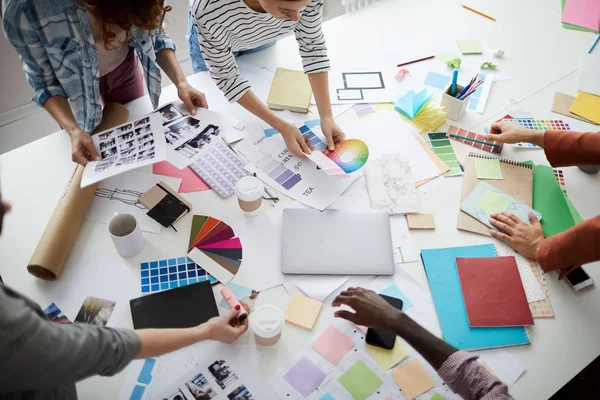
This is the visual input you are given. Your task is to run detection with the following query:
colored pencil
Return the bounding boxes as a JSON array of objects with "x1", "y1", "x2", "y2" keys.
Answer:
[
  {"x1": 449, "y1": 134, "x2": 499, "y2": 147},
  {"x1": 462, "y1": 5, "x2": 496, "y2": 21},
  {"x1": 589, "y1": 35, "x2": 600, "y2": 54},
  {"x1": 458, "y1": 89, "x2": 477, "y2": 101},
  {"x1": 397, "y1": 55, "x2": 435, "y2": 67}
]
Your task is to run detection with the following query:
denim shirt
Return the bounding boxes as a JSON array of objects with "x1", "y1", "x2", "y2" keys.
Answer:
[{"x1": 2, "y1": 0, "x2": 175, "y2": 133}]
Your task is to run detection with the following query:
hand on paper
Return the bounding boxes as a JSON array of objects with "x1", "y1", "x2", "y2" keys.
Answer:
[
  {"x1": 332, "y1": 287, "x2": 402, "y2": 330},
  {"x1": 320, "y1": 116, "x2": 345, "y2": 151},
  {"x1": 69, "y1": 128, "x2": 100, "y2": 166},
  {"x1": 280, "y1": 123, "x2": 311, "y2": 157},
  {"x1": 204, "y1": 302, "x2": 250, "y2": 343},
  {"x1": 177, "y1": 82, "x2": 208, "y2": 115},
  {"x1": 489, "y1": 212, "x2": 545, "y2": 260},
  {"x1": 489, "y1": 121, "x2": 545, "y2": 147}
]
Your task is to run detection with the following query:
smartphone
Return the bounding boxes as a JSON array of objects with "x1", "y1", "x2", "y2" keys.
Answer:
[
  {"x1": 566, "y1": 267, "x2": 594, "y2": 291},
  {"x1": 365, "y1": 294, "x2": 403, "y2": 350}
]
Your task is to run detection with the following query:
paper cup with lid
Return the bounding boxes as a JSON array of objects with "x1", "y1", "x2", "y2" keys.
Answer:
[
  {"x1": 250, "y1": 304, "x2": 284, "y2": 346},
  {"x1": 235, "y1": 176, "x2": 264, "y2": 217}
]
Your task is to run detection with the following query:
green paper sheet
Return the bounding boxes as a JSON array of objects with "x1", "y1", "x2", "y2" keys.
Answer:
[
  {"x1": 561, "y1": 0, "x2": 599, "y2": 33},
  {"x1": 456, "y1": 39, "x2": 483, "y2": 54},
  {"x1": 338, "y1": 360, "x2": 383, "y2": 400},
  {"x1": 474, "y1": 158, "x2": 503, "y2": 180},
  {"x1": 533, "y1": 165, "x2": 576, "y2": 237},
  {"x1": 564, "y1": 192, "x2": 584, "y2": 223},
  {"x1": 476, "y1": 190, "x2": 511, "y2": 214},
  {"x1": 431, "y1": 394, "x2": 446, "y2": 400}
]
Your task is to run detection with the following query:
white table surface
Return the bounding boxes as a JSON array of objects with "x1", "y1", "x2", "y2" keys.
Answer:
[{"x1": 1, "y1": 0, "x2": 600, "y2": 399}]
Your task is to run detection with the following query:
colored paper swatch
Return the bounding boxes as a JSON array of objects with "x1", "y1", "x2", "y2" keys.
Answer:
[
  {"x1": 299, "y1": 123, "x2": 327, "y2": 151},
  {"x1": 307, "y1": 151, "x2": 349, "y2": 179},
  {"x1": 140, "y1": 256, "x2": 217, "y2": 294},
  {"x1": 323, "y1": 139, "x2": 369, "y2": 174},
  {"x1": 456, "y1": 39, "x2": 483, "y2": 54},
  {"x1": 365, "y1": 338, "x2": 410, "y2": 370},
  {"x1": 528, "y1": 260, "x2": 555, "y2": 318},
  {"x1": 338, "y1": 360, "x2": 383, "y2": 400},
  {"x1": 152, "y1": 161, "x2": 210, "y2": 193},
  {"x1": 446, "y1": 125, "x2": 503, "y2": 154},
  {"x1": 426, "y1": 133, "x2": 463, "y2": 176},
  {"x1": 430, "y1": 394, "x2": 446, "y2": 400},
  {"x1": 320, "y1": 394, "x2": 335, "y2": 400},
  {"x1": 380, "y1": 283, "x2": 414, "y2": 310},
  {"x1": 255, "y1": 153, "x2": 303, "y2": 190},
  {"x1": 285, "y1": 293, "x2": 323, "y2": 330},
  {"x1": 561, "y1": 0, "x2": 600, "y2": 32},
  {"x1": 312, "y1": 325, "x2": 355, "y2": 364},
  {"x1": 219, "y1": 283, "x2": 256, "y2": 309},
  {"x1": 554, "y1": 169, "x2": 568, "y2": 196},
  {"x1": 392, "y1": 359, "x2": 436, "y2": 400},
  {"x1": 569, "y1": 92, "x2": 600, "y2": 125},
  {"x1": 283, "y1": 357, "x2": 326, "y2": 397},
  {"x1": 474, "y1": 158, "x2": 503, "y2": 180},
  {"x1": 407, "y1": 213, "x2": 435, "y2": 230},
  {"x1": 503, "y1": 119, "x2": 572, "y2": 148},
  {"x1": 533, "y1": 165, "x2": 575, "y2": 237},
  {"x1": 353, "y1": 103, "x2": 375, "y2": 117},
  {"x1": 456, "y1": 257, "x2": 534, "y2": 327},
  {"x1": 424, "y1": 72, "x2": 451, "y2": 90},
  {"x1": 561, "y1": 0, "x2": 599, "y2": 32}
]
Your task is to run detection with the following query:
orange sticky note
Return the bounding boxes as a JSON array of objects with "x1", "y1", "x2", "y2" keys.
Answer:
[
  {"x1": 285, "y1": 293, "x2": 322, "y2": 330},
  {"x1": 392, "y1": 359, "x2": 435, "y2": 399},
  {"x1": 406, "y1": 213, "x2": 435, "y2": 230}
]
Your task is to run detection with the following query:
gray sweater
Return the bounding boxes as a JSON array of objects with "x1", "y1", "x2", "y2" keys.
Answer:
[{"x1": 0, "y1": 284, "x2": 141, "y2": 399}]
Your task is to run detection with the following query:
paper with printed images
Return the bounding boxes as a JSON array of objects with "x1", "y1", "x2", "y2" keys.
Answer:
[{"x1": 366, "y1": 154, "x2": 420, "y2": 214}]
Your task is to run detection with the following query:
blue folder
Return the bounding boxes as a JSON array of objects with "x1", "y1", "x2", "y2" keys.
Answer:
[{"x1": 421, "y1": 244, "x2": 530, "y2": 350}]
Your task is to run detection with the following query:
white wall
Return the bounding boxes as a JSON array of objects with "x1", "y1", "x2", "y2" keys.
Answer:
[{"x1": 0, "y1": 29, "x2": 34, "y2": 114}]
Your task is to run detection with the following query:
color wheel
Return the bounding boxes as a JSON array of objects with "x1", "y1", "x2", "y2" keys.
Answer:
[
  {"x1": 187, "y1": 215, "x2": 243, "y2": 284},
  {"x1": 323, "y1": 139, "x2": 369, "y2": 173}
]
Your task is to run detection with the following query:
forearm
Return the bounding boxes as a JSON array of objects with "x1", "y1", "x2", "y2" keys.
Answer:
[
  {"x1": 308, "y1": 71, "x2": 332, "y2": 118},
  {"x1": 43, "y1": 95, "x2": 81, "y2": 135},
  {"x1": 135, "y1": 325, "x2": 211, "y2": 359},
  {"x1": 543, "y1": 130, "x2": 600, "y2": 167},
  {"x1": 157, "y1": 49, "x2": 188, "y2": 87},
  {"x1": 238, "y1": 90, "x2": 288, "y2": 130}
]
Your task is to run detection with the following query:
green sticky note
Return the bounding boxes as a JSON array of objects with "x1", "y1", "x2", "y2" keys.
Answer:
[
  {"x1": 532, "y1": 165, "x2": 576, "y2": 237},
  {"x1": 456, "y1": 39, "x2": 483, "y2": 54},
  {"x1": 430, "y1": 394, "x2": 446, "y2": 400},
  {"x1": 476, "y1": 189, "x2": 511, "y2": 214},
  {"x1": 474, "y1": 158, "x2": 503, "y2": 180},
  {"x1": 338, "y1": 360, "x2": 383, "y2": 400}
]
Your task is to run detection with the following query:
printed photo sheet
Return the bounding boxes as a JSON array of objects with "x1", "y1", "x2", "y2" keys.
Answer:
[{"x1": 81, "y1": 114, "x2": 166, "y2": 187}]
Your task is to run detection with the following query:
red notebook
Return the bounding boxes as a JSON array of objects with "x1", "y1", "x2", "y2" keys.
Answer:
[{"x1": 456, "y1": 256, "x2": 534, "y2": 327}]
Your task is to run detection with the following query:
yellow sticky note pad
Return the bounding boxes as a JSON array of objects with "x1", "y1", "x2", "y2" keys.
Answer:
[
  {"x1": 476, "y1": 189, "x2": 511, "y2": 214},
  {"x1": 569, "y1": 92, "x2": 600, "y2": 124},
  {"x1": 366, "y1": 338, "x2": 410, "y2": 370},
  {"x1": 474, "y1": 158, "x2": 503, "y2": 180},
  {"x1": 392, "y1": 359, "x2": 436, "y2": 399},
  {"x1": 285, "y1": 293, "x2": 323, "y2": 330}
]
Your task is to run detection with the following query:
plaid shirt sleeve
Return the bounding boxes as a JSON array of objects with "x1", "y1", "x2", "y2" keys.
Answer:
[
  {"x1": 152, "y1": 27, "x2": 176, "y2": 55},
  {"x1": 2, "y1": 2, "x2": 68, "y2": 106},
  {"x1": 438, "y1": 351, "x2": 514, "y2": 400}
]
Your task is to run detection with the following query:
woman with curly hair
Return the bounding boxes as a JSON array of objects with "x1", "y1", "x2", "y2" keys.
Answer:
[{"x1": 2, "y1": 0, "x2": 207, "y2": 165}]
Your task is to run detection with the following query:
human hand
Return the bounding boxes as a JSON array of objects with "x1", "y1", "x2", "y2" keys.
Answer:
[
  {"x1": 488, "y1": 121, "x2": 544, "y2": 146},
  {"x1": 320, "y1": 116, "x2": 345, "y2": 151},
  {"x1": 177, "y1": 82, "x2": 208, "y2": 115},
  {"x1": 332, "y1": 287, "x2": 402, "y2": 330},
  {"x1": 489, "y1": 212, "x2": 545, "y2": 259},
  {"x1": 204, "y1": 302, "x2": 250, "y2": 344},
  {"x1": 68, "y1": 128, "x2": 100, "y2": 166},
  {"x1": 279, "y1": 123, "x2": 311, "y2": 157}
]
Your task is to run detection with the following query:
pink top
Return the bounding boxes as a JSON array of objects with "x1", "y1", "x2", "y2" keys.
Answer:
[
  {"x1": 438, "y1": 351, "x2": 513, "y2": 399},
  {"x1": 84, "y1": 3, "x2": 130, "y2": 77}
]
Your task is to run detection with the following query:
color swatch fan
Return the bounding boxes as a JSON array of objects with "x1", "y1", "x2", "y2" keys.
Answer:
[
  {"x1": 324, "y1": 139, "x2": 369, "y2": 173},
  {"x1": 187, "y1": 215, "x2": 243, "y2": 285}
]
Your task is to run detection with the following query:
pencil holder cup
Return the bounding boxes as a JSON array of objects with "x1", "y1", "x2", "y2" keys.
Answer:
[{"x1": 441, "y1": 85, "x2": 468, "y2": 121}]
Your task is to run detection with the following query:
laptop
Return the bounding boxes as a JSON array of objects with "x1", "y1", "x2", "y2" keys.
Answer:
[{"x1": 281, "y1": 209, "x2": 395, "y2": 275}]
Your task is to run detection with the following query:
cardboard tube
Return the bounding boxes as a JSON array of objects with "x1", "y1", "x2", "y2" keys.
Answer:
[{"x1": 27, "y1": 104, "x2": 129, "y2": 280}]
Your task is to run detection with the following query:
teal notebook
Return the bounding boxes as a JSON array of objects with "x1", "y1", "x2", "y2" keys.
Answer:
[{"x1": 421, "y1": 244, "x2": 530, "y2": 350}]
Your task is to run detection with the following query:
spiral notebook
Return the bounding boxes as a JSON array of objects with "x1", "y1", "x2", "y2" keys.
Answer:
[
  {"x1": 458, "y1": 153, "x2": 533, "y2": 236},
  {"x1": 421, "y1": 244, "x2": 530, "y2": 350}
]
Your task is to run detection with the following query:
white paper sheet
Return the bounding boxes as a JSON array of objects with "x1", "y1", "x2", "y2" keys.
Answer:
[
  {"x1": 474, "y1": 349, "x2": 526, "y2": 388},
  {"x1": 283, "y1": 275, "x2": 350, "y2": 302},
  {"x1": 86, "y1": 170, "x2": 182, "y2": 234},
  {"x1": 320, "y1": 67, "x2": 398, "y2": 105},
  {"x1": 578, "y1": 54, "x2": 600, "y2": 97},
  {"x1": 81, "y1": 114, "x2": 167, "y2": 187},
  {"x1": 389, "y1": 215, "x2": 419, "y2": 264},
  {"x1": 418, "y1": 175, "x2": 445, "y2": 194}
]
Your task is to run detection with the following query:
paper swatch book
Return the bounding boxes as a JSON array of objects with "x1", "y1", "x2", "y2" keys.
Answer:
[
  {"x1": 461, "y1": 182, "x2": 542, "y2": 230},
  {"x1": 267, "y1": 68, "x2": 312, "y2": 113},
  {"x1": 365, "y1": 154, "x2": 420, "y2": 214},
  {"x1": 458, "y1": 153, "x2": 534, "y2": 236},
  {"x1": 421, "y1": 244, "x2": 530, "y2": 350},
  {"x1": 456, "y1": 257, "x2": 534, "y2": 327}
]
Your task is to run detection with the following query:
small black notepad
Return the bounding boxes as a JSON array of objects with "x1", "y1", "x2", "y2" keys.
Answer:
[{"x1": 130, "y1": 280, "x2": 218, "y2": 329}]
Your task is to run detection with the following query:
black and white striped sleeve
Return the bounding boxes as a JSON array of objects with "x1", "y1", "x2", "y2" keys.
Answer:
[{"x1": 295, "y1": 0, "x2": 330, "y2": 74}]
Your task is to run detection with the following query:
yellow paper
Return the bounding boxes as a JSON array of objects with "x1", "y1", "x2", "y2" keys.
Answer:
[
  {"x1": 392, "y1": 359, "x2": 436, "y2": 399},
  {"x1": 365, "y1": 338, "x2": 410, "y2": 370},
  {"x1": 569, "y1": 92, "x2": 600, "y2": 124},
  {"x1": 284, "y1": 293, "x2": 323, "y2": 330},
  {"x1": 476, "y1": 189, "x2": 511, "y2": 214}
]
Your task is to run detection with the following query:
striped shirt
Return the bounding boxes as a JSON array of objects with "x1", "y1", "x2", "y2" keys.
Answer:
[{"x1": 190, "y1": 0, "x2": 330, "y2": 102}]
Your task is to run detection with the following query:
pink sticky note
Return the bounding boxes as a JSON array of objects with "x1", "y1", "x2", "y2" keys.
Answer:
[
  {"x1": 153, "y1": 161, "x2": 210, "y2": 193},
  {"x1": 562, "y1": 0, "x2": 600, "y2": 31},
  {"x1": 312, "y1": 325, "x2": 355, "y2": 365}
]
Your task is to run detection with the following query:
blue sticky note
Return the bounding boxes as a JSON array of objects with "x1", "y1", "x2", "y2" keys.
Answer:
[
  {"x1": 320, "y1": 394, "x2": 335, "y2": 400},
  {"x1": 395, "y1": 89, "x2": 432, "y2": 119},
  {"x1": 137, "y1": 358, "x2": 156, "y2": 384},
  {"x1": 219, "y1": 283, "x2": 254, "y2": 309},
  {"x1": 380, "y1": 284, "x2": 413, "y2": 311},
  {"x1": 129, "y1": 385, "x2": 145, "y2": 400},
  {"x1": 425, "y1": 71, "x2": 451, "y2": 90},
  {"x1": 264, "y1": 128, "x2": 279, "y2": 138}
]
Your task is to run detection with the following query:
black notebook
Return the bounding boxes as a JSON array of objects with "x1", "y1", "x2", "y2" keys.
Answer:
[{"x1": 130, "y1": 280, "x2": 218, "y2": 329}]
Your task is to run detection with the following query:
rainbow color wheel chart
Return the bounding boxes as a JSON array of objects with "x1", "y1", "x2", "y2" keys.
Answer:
[
  {"x1": 324, "y1": 139, "x2": 369, "y2": 174},
  {"x1": 186, "y1": 215, "x2": 243, "y2": 285}
]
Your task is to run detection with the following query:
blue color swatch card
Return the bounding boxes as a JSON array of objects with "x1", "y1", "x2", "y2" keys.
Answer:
[
  {"x1": 424, "y1": 72, "x2": 451, "y2": 90},
  {"x1": 140, "y1": 256, "x2": 216, "y2": 294},
  {"x1": 461, "y1": 182, "x2": 542, "y2": 230},
  {"x1": 380, "y1": 283, "x2": 414, "y2": 311}
]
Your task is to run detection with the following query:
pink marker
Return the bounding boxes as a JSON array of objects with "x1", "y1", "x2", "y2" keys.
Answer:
[{"x1": 220, "y1": 287, "x2": 248, "y2": 321}]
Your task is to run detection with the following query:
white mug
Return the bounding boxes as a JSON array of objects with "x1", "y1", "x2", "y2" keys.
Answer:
[{"x1": 108, "y1": 213, "x2": 145, "y2": 258}]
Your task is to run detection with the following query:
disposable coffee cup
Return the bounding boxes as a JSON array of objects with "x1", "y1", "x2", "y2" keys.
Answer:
[
  {"x1": 250, "y1": 304, "x2": 284, "y2": 346},
  {"x1": 108, "y1": 213, "x2": 145, "y2": 258},
  {"x1": 235, "y1": 176, "x2": 264, "y2": 217}
]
